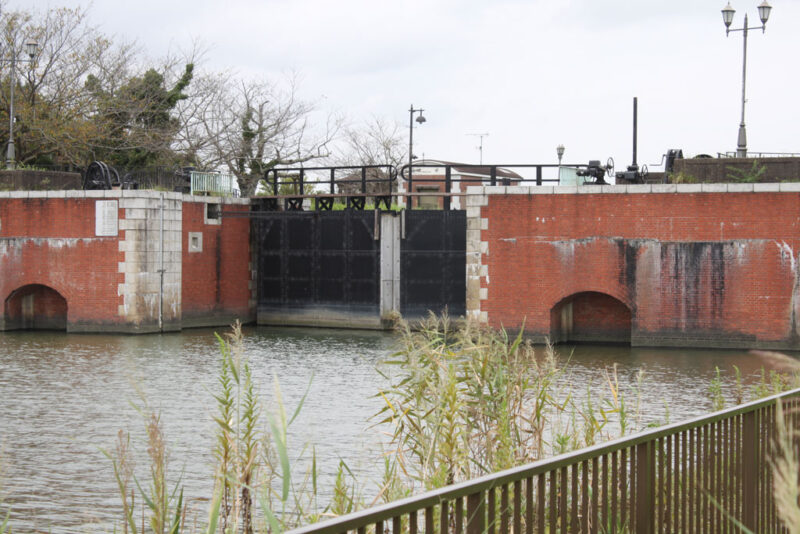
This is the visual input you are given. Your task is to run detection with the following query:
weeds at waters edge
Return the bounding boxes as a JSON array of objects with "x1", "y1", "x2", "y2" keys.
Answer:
[
  {"x1": 105, "y1": 403, "x2": 186, "y2": 533},
  {"x1": 89, "y1": 318, "x2": 800, "y2": 533},
  {"x1": 374, "y1": 314, "x2": 660, "y2": 494}
]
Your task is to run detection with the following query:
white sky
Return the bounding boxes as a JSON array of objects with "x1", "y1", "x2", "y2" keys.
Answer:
[{"x1": 22, "y1": 0, "x2": 800, "y2": 177}]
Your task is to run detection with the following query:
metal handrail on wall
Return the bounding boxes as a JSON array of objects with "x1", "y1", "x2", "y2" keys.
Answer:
[
  {"x1": 289, "y1": 388, "x2": 800, "y2": 534},
  {"x1": 259, "y1": 163, "x2": 580, "y2": 211}
]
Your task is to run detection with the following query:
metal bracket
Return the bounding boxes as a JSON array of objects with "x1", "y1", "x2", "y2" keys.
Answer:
[
  {"x1": 316, "y1": 197, "x2": 334, "y2": 211},
  {"x1": 347, "y1": 196, "x2": 366, "y2": 210},
  {"x1": 285, "y1": 197, "x2": 304, "y2": 211}
]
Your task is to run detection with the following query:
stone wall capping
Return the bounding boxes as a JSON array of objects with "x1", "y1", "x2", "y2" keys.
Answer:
[
  {"x1": 650, "y1": 184, "x2": 677, "y2": 194},
  {"x1": 701, "y1": 183, "x2": 728, "y2": 193},
  {"x1": 727, "y1": 183, "x2": 754, "y2": 193},
  {"x1": 625, "y1": 184, "x2": 651, "y2": 194},
  {"x1": 753, "y1": 182, "x2": 780, "y2": 192},
  {"x1": 779, "y1": 182, "x2": 800, "y2": 192},
  {"x1": 553, "y1": 186, "x2": 578, "y2": 195},
  {"x1": 675, "y1": 184, "x2": 702, "y2": 193}
]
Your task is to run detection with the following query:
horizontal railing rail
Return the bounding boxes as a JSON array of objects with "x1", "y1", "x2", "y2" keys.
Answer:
[
  {"x1": 259, "y1": 163, "x2": 594, "y2": 211},
  {"x1": 289, "y1": 387, "x2": 800, "y2": 534}
]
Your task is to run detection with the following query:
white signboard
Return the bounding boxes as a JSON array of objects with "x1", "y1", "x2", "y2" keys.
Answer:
[{"x1": 95, "y1": 200, "x2": 118, "y2": 237}]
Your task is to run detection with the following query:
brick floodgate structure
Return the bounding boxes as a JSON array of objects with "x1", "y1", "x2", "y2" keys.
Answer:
[
  {"x1": 465, "y1": 183, "x2": 800, "y2": 350},
  {"x1": 4, "y1": 183, "x2": 800, "y2": 349},
  {"x1": 0, "y1": 191, "x2": 253, "y2": 333}
]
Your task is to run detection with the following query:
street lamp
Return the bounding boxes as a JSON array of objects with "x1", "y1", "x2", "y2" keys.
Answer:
[
  {"x1": 721, "y1": 2, "x2": 772, "y2": 158},
  {"x1": 408, "y1": 104, "x2": 426, "y2": 207},
  {"x1": 3, "y1": 38, "x2": 39, "y2": 169}
]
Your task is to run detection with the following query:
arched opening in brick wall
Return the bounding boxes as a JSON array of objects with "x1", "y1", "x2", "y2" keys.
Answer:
[
  {"x1": 4, "y1": 284, "x2": 68, "y2": 331},
  {"x1": 550, "y1": 291, "x2": 631, "y2": 344}
]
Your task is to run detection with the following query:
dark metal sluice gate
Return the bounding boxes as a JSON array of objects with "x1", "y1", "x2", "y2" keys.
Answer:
[
  {"x1": 251, "y1": 207, "x2": 467, "y2": 327},
  {"x1": 400, "y1": 210, "x2": 466, "y2": 319},
  {"x1": 255, "y1": 211, "x2": 380, "y2": 315}
]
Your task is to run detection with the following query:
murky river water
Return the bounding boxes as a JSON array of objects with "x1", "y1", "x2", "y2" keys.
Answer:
[{"x1": 0, "y1": 326, "x2": 797, "y2": 532}]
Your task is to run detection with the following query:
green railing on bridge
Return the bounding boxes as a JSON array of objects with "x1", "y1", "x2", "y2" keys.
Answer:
[
  {"x1": 289, "y1": 388, "x2": 800, "y2": 534},
  {"x1": 190, "y1": 171, "x2": 238, "y2": 196}
]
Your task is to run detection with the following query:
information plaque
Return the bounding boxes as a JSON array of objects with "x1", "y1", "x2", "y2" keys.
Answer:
[{"x1": 95, "y1": 200, "x2": 119, "y2": 237}]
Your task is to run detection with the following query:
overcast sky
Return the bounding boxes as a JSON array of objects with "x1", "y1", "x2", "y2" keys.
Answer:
[{"x1": 23, "y1": 0, "x2": 800, "y2": 178}]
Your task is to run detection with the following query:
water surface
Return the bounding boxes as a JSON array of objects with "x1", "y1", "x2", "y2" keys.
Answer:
[{"x1": 0, "y1": 327, "x2": 795, "y2": 532}]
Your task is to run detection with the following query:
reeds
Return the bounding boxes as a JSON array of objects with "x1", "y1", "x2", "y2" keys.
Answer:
[
  {"x1": 92, "y1": 318, "x2": 800, "y2": 533},
  {"x1": 375, "y1": 315, "x2": 656, "y2": 494}
]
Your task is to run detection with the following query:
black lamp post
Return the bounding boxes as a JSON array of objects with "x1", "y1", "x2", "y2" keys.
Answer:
[
  {"x1": 4, "y1": 38, "x2": 39, "y2": 169},
  {"x1": 408, "y1": 105, "x2": 426, "y2": 207},
  {"x1": 721, "y1": 1, "x2": 772, "y2": 158}
]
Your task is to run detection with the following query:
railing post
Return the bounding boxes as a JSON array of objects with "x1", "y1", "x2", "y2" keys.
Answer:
[
  {"x1": 408, "y1": 166, "x2": 414, "y2": 209},
  {"x1": 536, "y1": 166, "x2": 543, "y2": 186},
  {"x1": 272, "y1": 169, "x2": 278, "y2": 196},
  {"x1": 361, "y1": 166, "x2": 367, "y2": 195},
  {"x1": 466, "y1": 490, "x2": 484, "y2": 534},
  {"x1": 298, "y1": 169, "x2": 305, "y2": 195},
  {"x1": 490, "y1": 167, "x2": 497, "y2": 186},
  {"x1": 444, "y1": 166, "x2": 451, "y2": 210},
  {"x1": 742, "y1": 410, "x2": 758, "y2": 530},
  {"x1": 330, "y1": 168, "x2": 335, "y2": 194},
  {"x1": 635, "y1": 441, "x2": 653, "y2": 533}
]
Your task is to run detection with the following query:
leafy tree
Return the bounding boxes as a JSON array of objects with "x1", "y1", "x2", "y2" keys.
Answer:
[{"x1": 87, "y1": 63, "x2": 194, "y2": 168}]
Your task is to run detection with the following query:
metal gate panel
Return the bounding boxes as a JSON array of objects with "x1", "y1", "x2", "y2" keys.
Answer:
[
  {"x1": 400, "y1": 210, "x2": 466, "y2": 319},
  {"x1": 255, "y1": 211, "x2": 379, "y2": 314}
]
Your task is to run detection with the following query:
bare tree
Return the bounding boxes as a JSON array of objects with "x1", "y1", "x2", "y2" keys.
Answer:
[
  {"x1": 336, "y1": 116, "x2": 406, "y2": 168},
  {"x1": 332, "y1": 116, "x2": 406, "y2": 195},
  {"x1": 175, "y1": 72, "x2": 339, "y2": 196}
]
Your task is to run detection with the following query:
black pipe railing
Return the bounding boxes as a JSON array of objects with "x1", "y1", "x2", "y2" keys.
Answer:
[{"x1": 258, "y1": 163, "x2": 595, "y2": 211}]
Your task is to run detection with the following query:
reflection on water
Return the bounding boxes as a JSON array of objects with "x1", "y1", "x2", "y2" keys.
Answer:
[{"x1": 0, "y1": 328, "x2": 796, "y2": 532}]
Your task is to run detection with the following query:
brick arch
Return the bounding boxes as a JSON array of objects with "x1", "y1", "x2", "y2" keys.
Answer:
[
  {"x1": 3, "y1": 284, "x2": 68, "y2": 331},
  {"x1": 550, "y1": 291, "x2": 631, "y2": 344}
]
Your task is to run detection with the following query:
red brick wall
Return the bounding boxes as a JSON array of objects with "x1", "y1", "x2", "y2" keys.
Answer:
[
  {"x1": 480, "y1": 191, "x2": 800, "y2": 349},
  {"x1": 181, "y1": 201, "x2": 253, "y2": 327},
  {"x1": 0, "y1": 197, "x2": 124, "y2": 330}
]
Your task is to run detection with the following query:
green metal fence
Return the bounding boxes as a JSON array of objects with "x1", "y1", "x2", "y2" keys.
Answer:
[
  {"x1": 288, "y1": 388, "x2": 800, "y2": 534},
  {"x1": 190, "y1": 171, "x2": 238, "y2": 196}
]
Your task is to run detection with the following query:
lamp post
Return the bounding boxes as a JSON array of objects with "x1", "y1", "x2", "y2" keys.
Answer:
[
  {"x1": 4, "y1": 38, "x2": 39, "y2": 169},
  {"x1": 556, "y1": 144, "x2": 565, "y2": 184},
  {"x1": 721, "y1": 1, "x2": 772, "y2": 158},
  {"x1": 408, "y1": 104, "x2": 426, "y2": 208}
]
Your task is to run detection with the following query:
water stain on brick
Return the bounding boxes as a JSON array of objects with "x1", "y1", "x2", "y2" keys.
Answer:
[
  {"x1": 663, "y1": 242, "x2": 728, "y2": 329},
  {"x1": 616, "y1": 239, "x2": 638, "y2": 305}
]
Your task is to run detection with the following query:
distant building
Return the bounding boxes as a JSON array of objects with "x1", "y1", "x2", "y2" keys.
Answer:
[{"x1": 398, "y1": 159, "x2": 523, "y2": 209}]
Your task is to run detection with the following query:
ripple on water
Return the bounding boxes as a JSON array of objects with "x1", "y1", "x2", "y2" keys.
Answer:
[{"x1": 0, "y1": 328, "x2": 795, "y2": 532}]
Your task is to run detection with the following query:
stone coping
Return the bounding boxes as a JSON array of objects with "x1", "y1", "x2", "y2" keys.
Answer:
[
  {"x1": 0, "y1": 190, "x2": 251, "y2": 204},
  {"x1": 465, "y1": 182, "x2": 800, "y2": 195}
]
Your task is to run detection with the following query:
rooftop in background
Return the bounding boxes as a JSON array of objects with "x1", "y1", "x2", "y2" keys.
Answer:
[{"x1": 412, "y1": 159, "x2": 523, "y2": 180}]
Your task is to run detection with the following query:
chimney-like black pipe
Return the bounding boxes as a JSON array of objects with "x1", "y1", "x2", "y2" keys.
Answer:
[{"x1": 632, "y1": 97, "x2": 638, "y2": 169}]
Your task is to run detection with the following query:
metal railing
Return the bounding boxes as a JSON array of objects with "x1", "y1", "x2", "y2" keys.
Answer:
[
  {"x1": 190, "y1": 171, "x2": 238, "y2": 196},
  {"x1": 258, "y1": 163, "x2": 587, "y2": 211},
  {"x1": 289, "y1": 388, "x2": 800, "y2": 534}
]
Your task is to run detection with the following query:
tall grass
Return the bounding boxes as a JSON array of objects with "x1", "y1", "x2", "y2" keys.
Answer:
[
  {"x1": 375, "y1": 315, "x2": 655, "y2": 494},
  {"x1": 85, "y1": 318, "x2": 800, "y2": 533}
]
